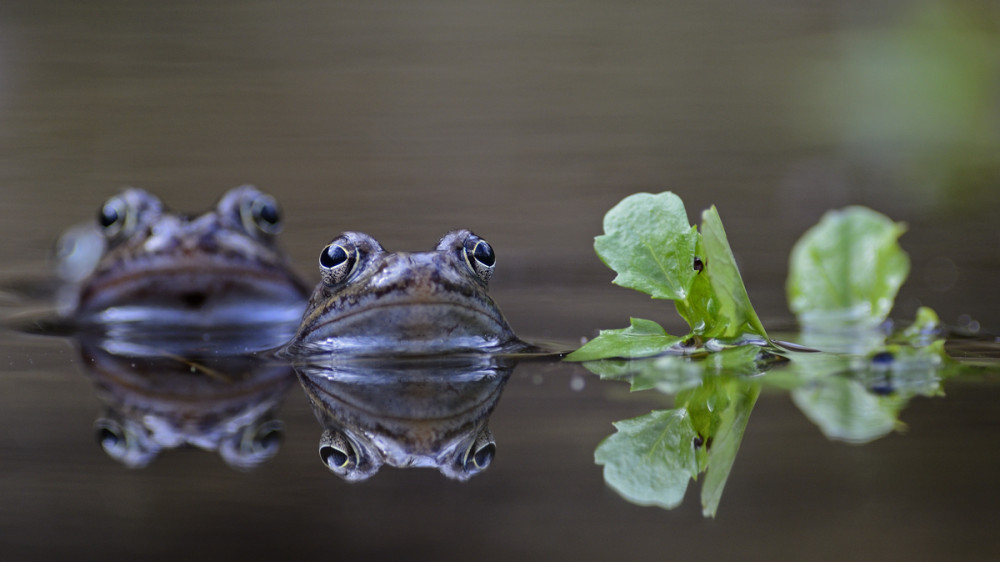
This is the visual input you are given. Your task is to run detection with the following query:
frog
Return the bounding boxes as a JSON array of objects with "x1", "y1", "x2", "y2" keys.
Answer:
[
  {"x1": 286, "y1": 229, "x2": 521, "y2": 355},
  {"x1": 56, "y1": 185, "x2": 310, "y2": 326}
]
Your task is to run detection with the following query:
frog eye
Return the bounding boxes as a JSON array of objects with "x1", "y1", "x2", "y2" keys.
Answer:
[
  {"x1": 96, "y1": 195, "x2": 131, "y2": 238},
  {"x1": 320, "y1": 443, "x2": 352, "y2": 469},
  {"x1": 470, "y1": 440, "x2": 495, "y2": 469},
  {"x1": 95, "y1": 189, "x2": 163, "y2": 244},
  {"x1": 463, "y1": 237, "x2": 496, "y2": 283},
  {"x1": 219, "y1": 419, "x2": 283, "y2": 470},
  {"x1": 319, "y1": 430, "x2": 357, "y2": 471},
  {"x1": 242, "y1": 192, "x2": 283, "y2": 235},
  {"x1": 460, "y1": 427, "x2": 496, "y2": 474},
  {"x1": 95, "y1": 418, "x2": 127, "y2": 454},
  {"x1": 319, "y1": 243, "x2": 359, "y2": 285},
  {"x1": 93, "y1": 416, "x2": 159, "y2": 468}
]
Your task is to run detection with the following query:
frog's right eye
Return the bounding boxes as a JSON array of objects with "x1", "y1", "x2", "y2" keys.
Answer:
[
  {"x1": 97, "y1": 195, "x2": 131, "y2": 238},
  {"x1": 319, "y1": 243, "x2": 359, "y2": 285},
  {"x1": 459, "y1": 427, "x2": 496, "y2": 475},
  {"x1": 320, "y1": 442, "x2": 353, "y2": 469},
  {"x1": 93, "y1": 417, "x2": 159, "y2": 468}
]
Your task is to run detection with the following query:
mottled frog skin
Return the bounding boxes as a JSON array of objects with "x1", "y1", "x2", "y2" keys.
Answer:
[
  {"x1": 288, "y1": 230, "x2": 519, "y2": 355},
  {"x1": 57, "y1": 186, "x2": 309, "y2": 326}
]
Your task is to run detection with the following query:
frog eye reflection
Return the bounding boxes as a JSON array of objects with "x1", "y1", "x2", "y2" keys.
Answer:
[
  {"x1": 243, "y1": 193, "x2": 282, "y2": 235},
  {"x1": 97, "y1": 195, "x2": 131, "y2": 238},
  {"x1": 461, "y1": 427, "x2": 496, "y2": 474},
  {"x1": 470, "y1": 441, "x2": 495, "y2": 469},
  {"x1": 95, "y1": 418, "x2": 126, "y2": 453},
  {"x1": 319, "y1": 431, "x2": 358, "y2": 471},
  {"x1": 464, "y1": 238, "x2": 495, "y2": 283},
  {"x1": 320, "y1": 443, "x2": 352, "y2": 469},
  {"x1": 319, "y1": 243, "x2": 359, "y2": 285}
]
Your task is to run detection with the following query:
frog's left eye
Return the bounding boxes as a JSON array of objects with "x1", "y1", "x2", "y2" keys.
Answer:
[
  {"x1": 243, "y1": 193, "x2": 283, "y2": 235},
  {"x1": 463, "y1": 237, "x2": 495, "y2": 283},
  {"x1": 319, "y1": 243, "x2": 359, "y2": 285}
]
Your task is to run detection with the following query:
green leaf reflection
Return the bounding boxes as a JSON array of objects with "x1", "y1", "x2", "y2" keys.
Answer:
[
  {"x1": 592, "y1": 346, "x2": 763, "y2": 517},
  {"x1": 594, "y1": 409, "x2": 699, "y2": 510},
  {"x1": 783, "y1": 341, "x2": 950, "y2": 443},
  {"x1": 590, "y1": 338, "x2": 957, "y2": 516}
]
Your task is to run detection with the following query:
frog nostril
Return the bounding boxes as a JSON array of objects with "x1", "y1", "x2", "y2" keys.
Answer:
[{"x1": 180, "y1": 292, "x2": 207, "y2": 308}]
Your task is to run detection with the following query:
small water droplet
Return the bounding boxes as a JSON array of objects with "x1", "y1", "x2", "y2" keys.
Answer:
[{"x1": 570, "y1": 375, "x2": 585, "y2": 391}]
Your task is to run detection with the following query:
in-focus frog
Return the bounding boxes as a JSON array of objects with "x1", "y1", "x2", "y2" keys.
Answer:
[
  {"x1": 56, "y1": 186, "x2": 310, "y2": 326},
  {"x1": 287, "y1": 230, "x2": 521, "y2": 356}
]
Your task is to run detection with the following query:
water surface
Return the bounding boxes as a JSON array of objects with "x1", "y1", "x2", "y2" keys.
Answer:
[{"x1": 2, "y1": 2, "x2": 1000, "y2": 560}]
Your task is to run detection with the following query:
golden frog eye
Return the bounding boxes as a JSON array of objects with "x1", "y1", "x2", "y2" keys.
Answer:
[
  {"x1": 319, "y1": 243, "x2": 358, "y2": 285},
  {"x1": 319, "y1": 430, "x2": 357, "y2": 471},
  {"x1": 460, "y1": 427, "x2": 496, "y2": 474},
  {"x1": 464, "y1": 237, "x2": 496, "y2": 283}
]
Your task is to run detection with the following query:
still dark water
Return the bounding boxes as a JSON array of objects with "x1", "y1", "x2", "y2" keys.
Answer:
[{"x1": 2, "y1": 2, "x2": 1000, "y2": 560}]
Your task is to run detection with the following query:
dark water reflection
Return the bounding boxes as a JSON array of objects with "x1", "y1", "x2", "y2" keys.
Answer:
[
  {"x1": 4, "y1": 320, "x2": 1000, "y2": 559},
  {"x1": 74, "y1": 331, "x2": 294, "y2": 470},
  {"x1": 297, "y1": 355, "x2": 513, "y2": 481},
  {"x1": 3, "y1": 1, "x2": 1000, "y2": 560}
]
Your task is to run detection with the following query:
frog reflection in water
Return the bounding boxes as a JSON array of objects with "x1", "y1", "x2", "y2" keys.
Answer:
[
  {"x1": 287, "y1": 230, "x2": 520, "y2": 355},
  {"x1": 78, "y1": 333, "x2": 295, "y2": 469},
  {"x1": 56, "y1": 185, "x2": 310, "y2": 326},
  {"x1": 296, "y1": 357, "x2": 512, "y2": 480}
]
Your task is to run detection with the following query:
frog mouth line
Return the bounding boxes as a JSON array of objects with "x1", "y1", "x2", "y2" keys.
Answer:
[
  {"x1": 80, "y1": 262, "x2": 309, "y2": 303},
  {"x1": 303, "y1": 299, "x2": 510, "y2": 339},
  {"x1": 298, "y1": 372, "x2": 499, "y2": 425}
]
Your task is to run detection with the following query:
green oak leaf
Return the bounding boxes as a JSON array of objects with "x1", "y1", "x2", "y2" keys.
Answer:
[
  {"x1": 697, "y1": 206, "x2": 768, "y2": 339},
  {"x1": 566, "y1": 317, "x2": 684, "y2": 361},
  {"x1": 576, "y1": 192, "x2": 768, "y2": 361},
  {"x1": 899, "y1": 306, "x2": 941, "y2": 345},
  {"x1": 594, "y1": 192, "x2": 699, "y2": 301},
  {"x1": 787, "y1": 206, "x2": 910, "y2": 328},
  {"x1": 594, "y1": 409, "x2": 699, "y2": 509}
]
